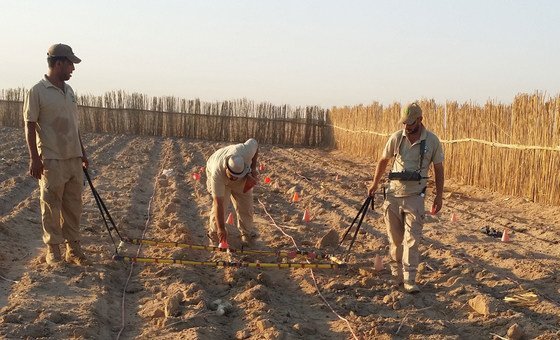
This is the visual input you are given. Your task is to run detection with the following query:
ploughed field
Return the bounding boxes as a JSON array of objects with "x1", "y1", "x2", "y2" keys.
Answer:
[{"x1": 0, "y1": 126, "x2": 559, "y2": 339}]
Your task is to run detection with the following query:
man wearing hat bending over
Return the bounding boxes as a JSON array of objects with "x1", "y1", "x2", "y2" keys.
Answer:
[
  {"x1": 23, "y1": 43, "x2": 91, "y2": 265},
  {"x1": 368, "y1": 102, "x2": 444, "y2": 293},
  {"x1": 206, "y1": 139, "x2": 259, "y2": 247}
]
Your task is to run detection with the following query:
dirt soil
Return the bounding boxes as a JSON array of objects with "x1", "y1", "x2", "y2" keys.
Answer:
[{"x1": 1, "y1": 126, "x2": 559, "y2": 339}]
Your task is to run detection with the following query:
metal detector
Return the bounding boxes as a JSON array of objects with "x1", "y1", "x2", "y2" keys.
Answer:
[{"x1": 337, "y1": 188, "x2": 386, "y2": 256}]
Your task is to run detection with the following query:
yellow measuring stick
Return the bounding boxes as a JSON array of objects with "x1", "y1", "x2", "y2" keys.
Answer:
[{"x1": 113, "y1": 254, "x2": 346, "y2": 269}]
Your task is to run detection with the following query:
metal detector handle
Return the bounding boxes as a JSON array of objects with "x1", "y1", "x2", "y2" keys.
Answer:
[
  {"x1": 83, "y1": 166, "x2": 91, "y2": 184},
  {"x1": 370, "y1": 187, "x2": 386, "y2": 211}
]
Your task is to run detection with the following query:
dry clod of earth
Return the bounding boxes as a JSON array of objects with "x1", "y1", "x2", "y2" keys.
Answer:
[
  {"x1": 256, "y1": 318, "x2": 273, "y2": 332},
  {"x1": 164, "y1": 291, "x2": 183, "y2": 318},
  {"x1": 316, "y1": 228, "x2": 339, "y2": 248},
  {"x1": 468, "y1": 294, "x2": 499, "y2": 316},
  {"x1": 235, "y1": 330, "x2": 251, "y2": 339},
  {"x1": 234, "y1": 284, "x2": 270, "y2": 302},
  {"x1": 383, "y1": 294, "x2": 395, "y2": 304},
  {"x1": 507, "y1": 323, "x2": 525, "y2": 340}
]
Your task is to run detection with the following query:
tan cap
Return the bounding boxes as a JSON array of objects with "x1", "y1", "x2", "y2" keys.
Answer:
[
  {"x1": 399, "y1": 102, "x2": 422, "y2": 124},
  {"x1": 47, "y1": 43, "x2": 81, "y2": 64}
]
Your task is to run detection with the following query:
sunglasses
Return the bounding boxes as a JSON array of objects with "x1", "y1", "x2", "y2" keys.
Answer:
[{"x1": 404, "y1": 118, "x2": 418, "y2": 126}]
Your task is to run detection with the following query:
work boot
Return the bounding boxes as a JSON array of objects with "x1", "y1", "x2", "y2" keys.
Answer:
[
  {"x1": 65, "y1": 241, "x2": 92, "y2": 266},
  {"x1": 403, "y1": 280, "x2": 420, "y2": 294},
  {"x1": 45, "y1": 244, "x2": 62, "y2": 264},
  {"x1": 390, "y1": 266, "x2": 404, "y2": 286}
]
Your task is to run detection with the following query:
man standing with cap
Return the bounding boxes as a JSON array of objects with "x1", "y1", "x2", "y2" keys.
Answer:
[
  {"x1": 205, "y1": 138, "x2": 259, "y2": 247},
  {"x1": 368, "y1": 102, "x2": 444, "y2": 293},
  {"x1": 23, "y1": 43, "x2": 91, "y2": 265}
]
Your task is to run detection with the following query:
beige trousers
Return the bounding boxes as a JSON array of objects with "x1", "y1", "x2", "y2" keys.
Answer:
[
  {"x1": 208, "y1": 178, "x2": 254, "y2": 237},
  {"x1": 39, "y1": 158, "x2": 83, "y2": 244},
  {"x1": 383, "y1": 194, "x2": 425, "y2": 282}
]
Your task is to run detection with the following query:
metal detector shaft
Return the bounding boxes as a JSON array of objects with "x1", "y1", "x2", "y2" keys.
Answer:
[
  {"x1": 337, "y1": 196, "x2": 370, "y2": 250},
  {"x1": 346, "y1": 196, "x2": 371, "y2": 255},
  {"x1": 83, "y1": 168, "x2": 122, "y2": 252}
]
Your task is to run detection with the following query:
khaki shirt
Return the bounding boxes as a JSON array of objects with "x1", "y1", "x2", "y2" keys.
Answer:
[
  {"x1": 23, "y1": 77, "x2": 82, "y2": 160},
  {"x1": 382, "y1": 127, "x2": 444, "y2": 197},
  {"x1": 206, "y1": 141, "x2": 258, "y2": 197}
]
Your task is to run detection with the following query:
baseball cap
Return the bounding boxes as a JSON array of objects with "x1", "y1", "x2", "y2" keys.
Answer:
[
  {"x1": 400, "y1": 102, "x2": 422, "y2": 125},
  {"x1": 47, "y1": 43, "x2": 81, "y2": 64},
  {"x1": 227, "y1": 155, "x2": 250, "y2": 179}
]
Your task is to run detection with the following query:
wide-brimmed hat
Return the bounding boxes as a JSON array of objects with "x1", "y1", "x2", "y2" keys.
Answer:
[
  {"x1": 47, "y1": 43, "x2": 81, "y2": 64},
  {"x1": 226, "y1": 155, "x2": 250, "y2": 179},
  {"x1": 244, "y1": 138, "x2": 258, "y2": 149}
]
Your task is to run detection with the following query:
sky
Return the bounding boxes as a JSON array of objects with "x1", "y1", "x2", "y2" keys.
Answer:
[{"x1": 1, "y1": 0, "x2": 559, "y2": 108}]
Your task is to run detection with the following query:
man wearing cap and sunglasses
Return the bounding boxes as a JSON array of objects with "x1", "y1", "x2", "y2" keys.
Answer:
[
  {"x1": 368, "y1": 102, "x2": 444, "y2": 293},
  {"x1": 205, "y1": 138, "x2": 259, "y2": 247},
  {"x1": 23, "y1": 43, "x2": 91, "y2": 265}
]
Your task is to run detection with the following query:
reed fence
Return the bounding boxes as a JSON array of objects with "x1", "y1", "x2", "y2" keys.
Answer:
[
  {"x1": 1, "y1": 88, "x2": 559, "y2": 205},
  {"x1": 0, "y1": 90, "x2": 326, "y2": 146},
  {"x1": 327, "y1": 93, "x2": 560, "y2": 206}
]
